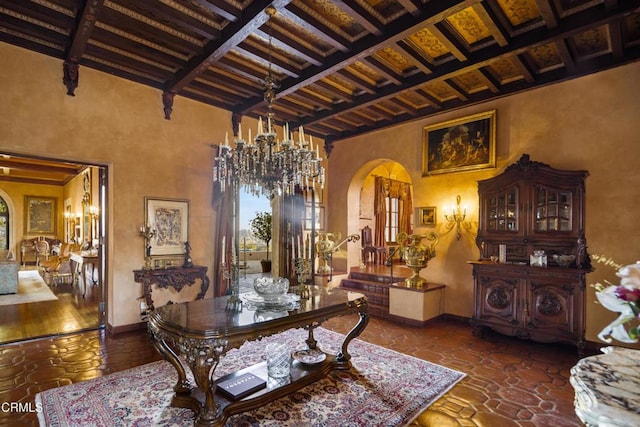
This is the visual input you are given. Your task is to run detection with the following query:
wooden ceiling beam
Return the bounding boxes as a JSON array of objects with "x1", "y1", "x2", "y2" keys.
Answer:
[
  {"x1": 313, "y1": 80, "x2": 354, "y2": 103},
  {"x1": 66, "y1": 0, "x2": 105, "y2": 63},
  {"x1": 0, "y1": 159, "x2": 81, "y2": 175},
  {"x1": 394, "y1": 40, "x2": 434, "y2": 74},
  {"x1": 234, "y1": 44, "x2": 300, "y2": 78},
  {"x1": 297, "y1": 4, "x2": 634, "y2": 129},
  {"x1": 336, "y1": 69, "x2": 377, "y2": 95},
  {"x1": 397, "y1": 0, "x2": 422, "y2": 16},
  {"x1": 281, "y1": 5, "x2": 351, "y2": 52},
  {"x1": 367, "y1": 104, "x2": 396, "y2": 120},
  {"x1": 608, "y1": 20, "x2": 624, "y2": 59},
  {"x1": 189, "y1": 0, "x2": 241, "y2": 23},
  {"x1": 258, "y1": 0, "x2": 477, "y2": 100},
  {"x1": 414, "y1": 88, "x2": 443, "y2": 109},
  {"x1": 472, "y1": 3, "x2": 508, "y2": 47},
  {"x1": 253, "y1": 29, "x2": 324, "y2": 66},
  {"x1": 534, "y1": 0, "x2": 559, "y2": 28},
  {"x1": 333, "y1": 1, "x2": 383, "y2": 36},
  {"x1": 362, "y1": 56, "x2": 402, "y2": 84},
  {"x1": 144, "y1": 2, "x2": 221, "y2": 40},
  {"x1": 234, "y1": 0, "x2": 477, "y2": 115},
  {"x1": 288, "y1": 91, "x2": 334, "y2": 111},
  {"x1": 166, "y1": 0, "x2": 292, "y2": 92},
  {"x1": 388, "y1": 96, "x2": 419, "y2": 116},
  {"x1": 556, "y1": 39, "x2": 577, "y2": 73}
]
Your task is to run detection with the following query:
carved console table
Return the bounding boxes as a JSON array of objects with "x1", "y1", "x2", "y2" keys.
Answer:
[{"x1": 133, "y1": 266, "x2": 209, "y2": 311}]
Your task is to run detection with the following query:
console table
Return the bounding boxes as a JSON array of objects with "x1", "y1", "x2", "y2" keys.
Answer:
[
  {"x1": 70, "y1": 251, "x2": 101, "y2": 297},
  {"x1": 133, "y1": 266, "x2": 209, "y2": 311},
  {"x1": 147, "y1": 286, "x2": 368, "y2": 426},
  {"x1": 570, "y1": 346, "x2": 640, "y2": 426}
]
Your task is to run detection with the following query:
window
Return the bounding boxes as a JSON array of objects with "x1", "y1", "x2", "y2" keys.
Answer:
[
  {"x1": 385, "y1": 196, "x2": 399, "y2": 243},
  {"x1": 0, "y1": 197, "x2": 8, "y2": 250}
]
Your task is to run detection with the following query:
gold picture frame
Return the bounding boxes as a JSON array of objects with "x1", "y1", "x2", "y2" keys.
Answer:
[
  {"x1": 422, "y1": 110, "x2": 496, "y2": 175},
  {"x1": 418, "y1": 207, "x2": 437, "y2": 226},
  {"x1": 145, "y1": 197, "x2": 189, "y2": 256},
  {"x1": 24, "y1": 196, "x2": 57, "y2": 234}
]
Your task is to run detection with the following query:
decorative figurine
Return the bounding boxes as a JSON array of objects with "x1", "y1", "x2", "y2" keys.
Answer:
[{"x1": 183, "y1": 241, "x2": 194, "y2": 268}]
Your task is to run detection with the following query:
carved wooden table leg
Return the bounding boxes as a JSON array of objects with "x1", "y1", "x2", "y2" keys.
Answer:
[
  {"x1": 337, "y1": 309, "x2": 369, "y2": 366},
  {"x1": 181, "y1": 337, "x2": 228, "y2": 427},
  {"x1": 152, "y1": 337, "x2": 192, "y2": 394}
]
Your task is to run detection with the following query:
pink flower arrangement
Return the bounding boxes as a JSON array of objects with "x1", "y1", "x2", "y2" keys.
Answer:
[{"x1": 594, "y1": 261, "x2": 640, "y2": 343}]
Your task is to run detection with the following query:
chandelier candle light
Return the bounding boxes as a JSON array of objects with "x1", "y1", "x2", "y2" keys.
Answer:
[
  {"x1": 444, "y1": 195, "x2": 467, "y2": 240},
  {"x1": 213, "y1": 7, "x2": 325, "y2": 199},
  {"x1": 212, "y1": 6, "x2": 325, "y2": 310},
  {"x1": 214, "y1": 122, "x2": 325, "y2": 199}
]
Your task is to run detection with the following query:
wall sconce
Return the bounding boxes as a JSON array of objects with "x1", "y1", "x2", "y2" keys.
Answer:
[{"x1": 444, "y1": 195, "x2": 468, "y2": 240}]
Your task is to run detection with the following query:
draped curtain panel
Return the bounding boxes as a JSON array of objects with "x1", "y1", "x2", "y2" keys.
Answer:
[
  {"x1": 398, "y1": 182, "x2": 413, "y2": 235},
  {"x1": 277, "y1": 190, "x2": 306, "y2": 283},
  {"x1": 373, "y1": 176, "x2": 413, "y2": 245},
  {"x1": 211, "y1": 144, "x2": 235, "y2": 297},
  {"x1": 373, "y1": 177, "x2": 387, "y2": 247}
]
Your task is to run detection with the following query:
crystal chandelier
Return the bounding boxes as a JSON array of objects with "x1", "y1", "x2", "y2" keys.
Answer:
[{"x1": 213, "y1": 6, "x2": 325, "y2": 198}]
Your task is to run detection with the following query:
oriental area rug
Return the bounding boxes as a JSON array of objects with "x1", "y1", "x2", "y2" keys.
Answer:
[
  {"x1": 0, "y1": 270, "x2": 57, "y2": 306},
  {"x1": 36, "y1": 327, "x2": 465, "y2": 426}
]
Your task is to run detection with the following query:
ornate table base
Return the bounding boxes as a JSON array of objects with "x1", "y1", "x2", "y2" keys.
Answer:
[{"x1": 148, "y1": 287, "x2": 368, "y2": 427}]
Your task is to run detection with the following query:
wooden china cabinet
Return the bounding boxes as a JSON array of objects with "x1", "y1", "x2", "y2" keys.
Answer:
[{"x1": 470, "y1": 154, "x2": 591, "y2": 352}]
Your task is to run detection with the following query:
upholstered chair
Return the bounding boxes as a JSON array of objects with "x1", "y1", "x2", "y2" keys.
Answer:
[{"x1": 40, "y1": 243, "x2": 80, "y2": 285}]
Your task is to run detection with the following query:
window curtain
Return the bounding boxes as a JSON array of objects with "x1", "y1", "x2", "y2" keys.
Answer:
[
  {"x1": 211, "y1": 144, "x2": 235, "y2": 297},
  {"x1": 398, "y1": 182, "x2": 413, "y2": 236},
  {"x1": 277, "y1": 189, "x2": 305, "y2": 283},
  {"x1": 373, "y1": 176, "x2": 413, "y2": 245}
]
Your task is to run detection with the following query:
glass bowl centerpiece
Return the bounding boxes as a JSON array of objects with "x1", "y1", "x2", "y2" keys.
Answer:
[{"x1": 253, "y1": 277, "x2": 290, "y2": 301}]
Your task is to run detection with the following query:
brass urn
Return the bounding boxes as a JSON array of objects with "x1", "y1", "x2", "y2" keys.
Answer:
[{"x1": 397, "y1": 232, "x2": 439, "y2": 288}]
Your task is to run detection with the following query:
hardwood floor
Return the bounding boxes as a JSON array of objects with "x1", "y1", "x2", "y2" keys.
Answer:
[
  {"x1": 0, "y1": 312, "x2": 591, "y2": 426},
  {"x1": 0, "y1": 267, "x2": 102, "y2": 344}
]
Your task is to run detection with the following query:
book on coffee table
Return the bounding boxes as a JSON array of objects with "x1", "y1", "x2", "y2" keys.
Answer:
[{"x1": 216, "y1": 372, "x2": 266, "y2": 400}]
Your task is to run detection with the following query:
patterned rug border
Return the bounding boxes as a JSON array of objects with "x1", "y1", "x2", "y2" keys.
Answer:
[{"x1": 36, "y1": 327, "x2": 466, "y2": 426}]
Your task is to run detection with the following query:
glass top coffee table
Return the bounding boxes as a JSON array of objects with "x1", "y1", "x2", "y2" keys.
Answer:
[{"x1": 148, "y1": 285, "x2": 369, "y2": 427}]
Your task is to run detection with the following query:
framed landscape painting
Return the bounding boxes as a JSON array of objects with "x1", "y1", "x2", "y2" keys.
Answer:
[
  {"x1": 422, "y1": 110, "x2": 496, "y2": 175},
  {"x1": 25, "y1": 196, "x2": 57, "y2": 234},
  {"x1": 145, "y1": 197, "x2": 189, "y2": 256},
  {"x1": 418, "y1": 207, "x2": 437, "y2": 226}
]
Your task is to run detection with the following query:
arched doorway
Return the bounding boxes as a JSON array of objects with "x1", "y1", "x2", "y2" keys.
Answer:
[{"x1": 344, "y1": 160, "x2": 413, "y2": 271}]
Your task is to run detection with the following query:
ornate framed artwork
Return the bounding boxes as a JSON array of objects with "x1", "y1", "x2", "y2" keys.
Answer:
[
  {"x1": 145, "y1": 197, "x2": 189, "y2": 256},
  {"x1": 418, "y1": 207, "x2": 437, "y2": 226},
  {"x1": 24, "y1": 196, "x2": 57, "y2": 234},
  {"x1": 422, "y1": 110, "x2": 496, "y2": 175}
]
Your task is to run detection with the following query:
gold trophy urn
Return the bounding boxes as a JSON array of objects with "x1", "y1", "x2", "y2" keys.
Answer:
[{"x1": 396, "y1": 232, "x2": 439, "y2": 288}]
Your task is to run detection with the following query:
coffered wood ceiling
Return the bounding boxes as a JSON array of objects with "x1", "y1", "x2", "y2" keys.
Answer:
[
  {"x1": 1, "y1": 0, "x2": 639, "y2": 153},
  {"x1": 0, "y1": 155, "x2": 86, "y2": 186}
]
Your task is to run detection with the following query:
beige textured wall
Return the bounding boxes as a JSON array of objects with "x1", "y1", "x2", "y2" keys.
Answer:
[
  {"x1": 328, "y1": 61, "x2": 640, "y2": 345},
  {"x1": 0, "y1": 43, "x2": 234, "y2": 327}
]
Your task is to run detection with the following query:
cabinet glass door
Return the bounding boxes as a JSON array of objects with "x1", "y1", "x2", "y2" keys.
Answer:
[
  {"x1": 535, "y1": 186, "x2": 572, "y2": 232},
  {"x1": 487, "y1": 187, "x2": 518, "y2": 232}
]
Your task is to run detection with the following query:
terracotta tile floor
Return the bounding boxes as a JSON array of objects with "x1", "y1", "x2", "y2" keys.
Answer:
[{"x1": 0, "y1": 316, "x2": 591, "y2": 426}]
